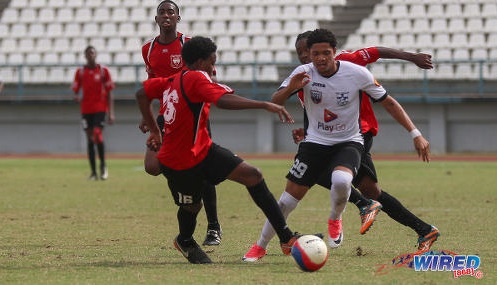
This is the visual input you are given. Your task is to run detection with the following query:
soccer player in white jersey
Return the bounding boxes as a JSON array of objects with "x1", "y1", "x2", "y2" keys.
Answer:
[{"x1": 246, "y1": 29, "x2": 430, "y2": 256}]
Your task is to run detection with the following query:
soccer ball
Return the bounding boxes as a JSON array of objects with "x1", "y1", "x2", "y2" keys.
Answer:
[{"x1": 291, "y1": 235, "x2": 329, "y2": 272}]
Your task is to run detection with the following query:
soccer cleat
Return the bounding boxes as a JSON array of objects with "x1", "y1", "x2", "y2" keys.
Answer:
[
  {"x1": 242, "y1": 244, "x2": 267, "y2": 262},
  {"x1": 280, "y1": 232, "x2": 301, "y2": 255},
  {"x1": 328, "y1": 219, "x2": 343, "y2": 248},
  {"x1": 173, "y1": 236, "x2": 212, "y2": 264},
  {"x1": 359, "y1": 199, "x2": 382, "y2": 235},
  {"x1": 88, "y1": 173, "x2": 98, "y2": 181},
  {"x1": 202, "y1": 228, "x2": 222, "y2": 246},
  {"x1": 100, "y1": 166, "x2": 108, "y2": 180},
  {"x1": 417, "y1": 226, "x2": 440, "y2": 252}
]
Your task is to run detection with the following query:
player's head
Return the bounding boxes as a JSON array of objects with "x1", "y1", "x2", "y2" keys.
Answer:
[
  {"x1": 182, "y1": 36, "x2": 217, "y2": 76},
  {"x1": 307, "y1": 29, "x2": 338, "y2": 76},
  {"x1": 295, "y1": 31, "x2": 312, "y2": 64},
  {"x1": 84, "y1": 45, "x2": 97, "y2": 65},
  {"x1": 155, "y1": 0, "x2": 181, "y2": 31}
]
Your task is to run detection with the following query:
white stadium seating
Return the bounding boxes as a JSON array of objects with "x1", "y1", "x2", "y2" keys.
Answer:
[{"x1": 0, "y1": 0, "x2": 496, "y2": 83}]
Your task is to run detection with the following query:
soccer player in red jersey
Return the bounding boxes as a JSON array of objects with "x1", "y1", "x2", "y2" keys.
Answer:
[
  {"x1": 72, "y1": 45, "x2": 115, "y2": 181},
  {"x1": 136, "y1": 36, "x2": 301, "y2": 264},
  {"x1": 139, "y1": 0, "x2": 222, "y2": 246}
]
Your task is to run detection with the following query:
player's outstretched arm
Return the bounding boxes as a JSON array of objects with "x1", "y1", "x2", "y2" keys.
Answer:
[
  {"x1": 380, "y1": 95, "x2": 430, "y2": 162},
  {"x1": 216, "y1": 94, "x2": 294, "y2": 123},
  {"x1": 376, "y1": 47, "x2": 433, "y2": 69}
]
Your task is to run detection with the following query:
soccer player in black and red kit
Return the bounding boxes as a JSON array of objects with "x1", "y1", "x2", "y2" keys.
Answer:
[{"x1": 136, "y1": 36, "x2": 302, "y2": 264}]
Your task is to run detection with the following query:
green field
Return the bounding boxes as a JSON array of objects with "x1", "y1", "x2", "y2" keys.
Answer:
[{"x1": 1, "y1": 157, "x2": 495, "y2": 284}]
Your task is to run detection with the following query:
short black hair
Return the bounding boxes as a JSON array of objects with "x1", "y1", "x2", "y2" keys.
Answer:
[
  {"x1": 295, "y1": 30, "x2": 312, "y2": 46},
  {"x1": 306, "y1": 29, "x2": 337, "y2": 49},
  {"x1": 181, "y1": 36, "x2": 217, "y2": 65},
  {"x1": 157, "y1": 0, "x2": 180, "y2": 14},
  {"x1": 85, "y1": 45, "x2": 95, "y2": 53}
]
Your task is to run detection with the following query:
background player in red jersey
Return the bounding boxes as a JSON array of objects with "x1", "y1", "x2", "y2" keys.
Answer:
[
  {"x1": 139, "y1": 0, "x2": 222, "y2": 246},
  {"x1": 72, "y1": 45, "x2": 115, "y2": 181},
  {"x1": 136, "y1": 36, "x2": 301, "y2": 264}
]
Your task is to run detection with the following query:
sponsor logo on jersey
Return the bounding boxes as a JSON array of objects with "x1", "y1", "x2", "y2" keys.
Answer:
[{"x1": 312, "y1": 82, "x2": 325, "y2": 88}]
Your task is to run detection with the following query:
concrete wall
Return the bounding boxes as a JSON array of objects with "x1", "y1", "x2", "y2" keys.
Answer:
[{"x1": 1, "y1": 100, "x2": 496, "y2": 154}]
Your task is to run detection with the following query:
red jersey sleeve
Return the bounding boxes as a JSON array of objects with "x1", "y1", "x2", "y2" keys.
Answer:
[
  {"x1": 335, "y1": 47, "x2": 380, "y2": 66},
  {"x1": 143, "y1": 77, "x2": 171, "y2": 100},
  {"x1": 102, "y1": 66, "x2": 115, "y2": 92},
  {"x1": 183, "y1": 71, "x2": 233, "y2": 104}
]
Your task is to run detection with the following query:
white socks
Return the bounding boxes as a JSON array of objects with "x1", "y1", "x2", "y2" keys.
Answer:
[
  {"x1": 256, "y1": 191, "x2": 299, "y2": 249},
  {"x1": 329, "y1": 170, "x2": 353, "y2": 221}
]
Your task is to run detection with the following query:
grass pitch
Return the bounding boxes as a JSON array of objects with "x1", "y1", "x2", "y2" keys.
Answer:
[{"x1": 0, "y1": 156, "x2": 496, "y2": 284}]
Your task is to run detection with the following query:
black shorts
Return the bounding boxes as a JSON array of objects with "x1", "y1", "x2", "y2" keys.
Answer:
[
  {"x1": 160, "y1": 143, "x2": 243, "y2": 206},
  {"x1": 353, "y1": 132, "x2": 378, "y2": 187},
  {"x1": 82, "y1": 112, "x2": 106, "y2": 130},
  {"x1": 315, "y1": 132, "x2": 378, "y2": 189},
  {"x1": 286, "y1": 141, "x2": 364, "y2": 188}
]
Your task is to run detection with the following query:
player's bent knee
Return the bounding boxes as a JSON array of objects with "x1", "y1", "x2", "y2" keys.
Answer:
[
  {"x1": 181, "y1": 202, "x2": 202, "y2": 214},
  {"x1": 331, "y1": 170, "x2": 353, "y2": 192},
  {"x1": 93, "y1": 127, "x2": 104, "y2": 144}
]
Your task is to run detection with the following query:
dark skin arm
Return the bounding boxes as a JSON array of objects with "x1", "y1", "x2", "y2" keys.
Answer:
[{"x1": 375, "y1": 47, "x2": 433, "y2": 69}]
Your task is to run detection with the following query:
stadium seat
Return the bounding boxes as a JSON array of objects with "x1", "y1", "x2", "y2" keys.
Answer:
[
  {"x1": 47, "y1": 66, "x2": 68, "y2": 83},
  {"x1": 395, "y1": 18, "x2": 412, "y2": 33},
  {"x1": 36, "y1": 38, "x2": 53, "y2": 53},
  {"x1": 227, "y1": 20, "x2": 245, "y2": 35},
  {"x1": 463, "y1": 3, "x2": 481, "y2": 17},
  {"x1": 10, "y1": 23, "x2": 27, "y2": 39},
  {"x1": 60, "y1": 53, "x2": 77, "y2": 64},
  {"x1": 74, "y1": 7, "x2": 92, "y2": 23},
  {"x1": 0, "y1": 8, "x2": 18, "y2": 24},
  {"x1": 86, "y1": 0, "x2": 102, "y2": 8},
  {"x1": 270, "y1": 35, "x2": 288, "y2": 50},
  {"x1": 239, "y1": 50, "x2": 256, "y2": 63},
  {"x1": 70, "y1": 38, "x2": 88, "y2": 52},
  {"x1": 246, "y1": 21, "x2": 264, "y2": 36},
  {"x1": 107, "y1": 38, "x2": 125, "y2": 52},
  {"x1": 252, "y1": 35, "x2": 269, "y2": 50},
  {"x1": 98, "y1": 52, "x2": 113, "y2": 65},
  {"x1": 18, "y1": 38, "x2": 35, "y2": 53},
  {"x1": 412, "y1": 18, "x2": 429, "y2": 33},
  {"x1": 18, "y1": 8, "x2": 37, "y2": 24},
  {"x1": 64, "y1": 23, "x2": 82, "y2": 37},
  {"x1": 103, "y1": 0, "x2": 120, "y2": 8},
  {"x1": 430, "y1": 18, "x2": 447, "y2": 33},
  {"x1": 1, "y1": 38, "x2": 17, "y2": 53},
  {"x1": 198, "y1": 5, "x2": 215, "y2": 20},
  {"x1": 219, "y1": 50, "x2": 238, "y2": 63},
  {"x1": 89, "y1": 37, "x2": 106, "y2": 50},
  {"x1": 101, "y1": 22, "x2": 118, "y2": 37},
  {"x1": 468, "y1": 33, "x2": 486, "y2": 49},
  {"x1": 82, "y1": 22, "x2": 99, "y2": 37},
  {"x1": 436, "y1": 49, "x2": 453, "y2": 61},
  {"x1": 447, "y1": 18, "x2": 465, "y2": 34},
  {"x1": 56, "y1": 7, "x2": 74, "y2": 23},
  {"x1": 7, "y1": 53, "x2": 24, "y2": 65},
  {"x1": 233, "y1": 36, "x2": 251, "y2": 51},
  {"x1": 52, "y1": 38, "x2": 69, "y2": 53},
  {"x1": 256, "y1": 50, "x2": 273, "y2": 63},
  {"x1": 26, "y1": 53, "x2": 42, "y2": 64},
  {"x1": 130, "y1": 7, "x2": 148, "y2": 23},
  {"x1": 47, "y1": 0, "x2": 65, "y2": 8},
  {"x1": 111, "y1": 7, "x2": 129, "y2": 22},
  {"x1": 427, "y1": 4, "x2": 444, "y2": 18},
  {"x1": 283, "y1": 20, "x2": 301, "y2": 35},
  {"x1": 470, "y1": 48, "x2": 488, "y2": 60},
  {"x1": 390, "y1": 4, "x2": 408, "y2": 19},
  {"x1": 377, "y1": 19, "x2": 395, "y2": 33},
  {"x1": 65, "y1": 0, "x2": 84, "y2": 8},
  {"x1": 122, "y1": 0, "x2": 141, "y2": 7},
  {"x1": 210, "y1": 20, "x2": 227, "y2": 36},
  {"x1": 190, "y1": 20, "x2": 210, "y2": 35},
  {"x1": 38, "y1": 8, "x2": 56, "y2": 24},
  {"x1": 94, "y1": 7, "x2": 111, "y2": 22},
  {"x1": 29, "y1": 67, "x2": 49, "y2": 83},
  {"x1": 381, "y1": 34, "x2": 397, "y2": 47},
  {"x1": 274, "y1": 50, "x2": 292, "y2": 62},
  {"x1": 215, "y1": 6, "x2": 231, "y2": 20},
  {"x1": 266, "y1": 20, "x2": 283, "y2": 35},
  {"x1": 223, "y1": 65, "x2": 244, "y2": 81},
  {"x1": 215, "y1": 36, "x2": 232, "y2": 50},
  {"x1": 256, "y1": 65, "x2": 279, "y2": 81},
  {"x1": 30, "y1": 0, "x2": 48, "y2": 9},
  {"x1": 302, "y1": 20, "x2": 318, "y2": 31},
  {"x1": 10, "y1": 0, "x2": 28, "y2": 8},
  {"x1": 445, "y1": 3, "x2": 462, "y2": 18},
  {"x1": 408, "y1": 3, "x2": 426, "y2": 18},
  {"x1": 482, "y1": 3, "x2": 497, "y2": 17},
  {"x1": 114, "y1": 52, "x2": 131, "y2": 64},
  {"x1": 453, "y1": 49, "x2": 470, "y2": 60},
  {"x1": 118, "y1": 22, "x2": 136, "y2": 37}
]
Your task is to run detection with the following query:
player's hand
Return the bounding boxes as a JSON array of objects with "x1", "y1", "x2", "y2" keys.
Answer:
[
  {"x1": 108, "y1": 115, "x2": 115, "y2": 125},
  {"x1": 292, "y1": 128, "x2": 305, "y2": 144},
  {"x1": 412, "y1": 53, "x2": 433, "y2": 69},
  {"x1": 288, "y1": 71, "x2": 311, "y2": 91},
  {"x1": 264, "y1": 102, "x2": 294, "y2": 123},
  {"x1": 413, "y1": 135, "x2": 430, "y2": 162},
  {"x1": 139, "y1": 118, "x2": 149, "y2": 133},
  {"x1": 147, "y1": 131, "x2": 162, "y2": 152},
  {"x1": 73, "y1": 95, "x2": 80, "y2": 102}
]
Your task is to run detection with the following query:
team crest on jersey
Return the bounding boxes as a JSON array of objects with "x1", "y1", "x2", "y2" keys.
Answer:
[
  {"x1": 310, "y1": 90, "x2": 322, "y2": 104},
  {"x1": 336, "y1": 92, "x2": 349, "y2": 106},
  {"x1": 170, "y1": 55, "x2": 182, "y2": 68}
]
